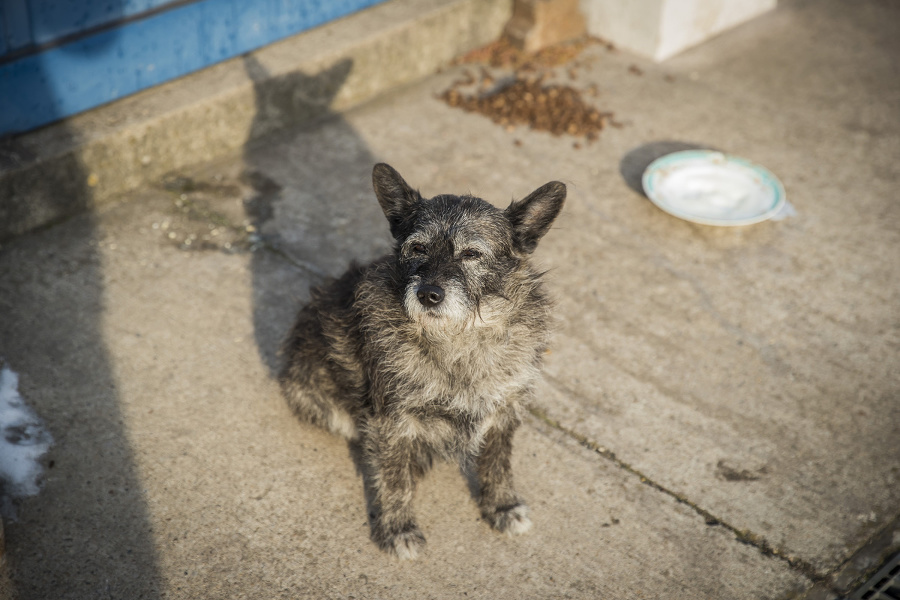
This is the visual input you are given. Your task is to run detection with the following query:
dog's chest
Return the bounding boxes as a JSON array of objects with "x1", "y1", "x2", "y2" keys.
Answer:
[
  {"x1": 395, "y1": 401, "x2": 507, "y2": 457},
  {"x1": 398, "y1": 323, "x2": 542, "y2": 414}
]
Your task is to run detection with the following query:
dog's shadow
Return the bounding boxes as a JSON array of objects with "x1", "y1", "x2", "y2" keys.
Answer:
[{"x1": 241, "y1": 55, "x2": 392, "y2": 375}]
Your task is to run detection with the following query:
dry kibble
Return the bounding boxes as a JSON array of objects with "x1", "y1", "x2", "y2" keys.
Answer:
[
  {"x1": 440, "y1": 76, "x2": 612, "y2": 140},
  {"x1": 441, "y1": 36, "x2": 616, "y2": 141}
]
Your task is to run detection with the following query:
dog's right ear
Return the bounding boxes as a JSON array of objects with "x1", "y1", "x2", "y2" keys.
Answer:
[
  {"x1": 372, "y1": 163, "x2": 420, "y2": 236},
  {"x1": 505, "y1": 181, "x2": 566, "y2": 254}
]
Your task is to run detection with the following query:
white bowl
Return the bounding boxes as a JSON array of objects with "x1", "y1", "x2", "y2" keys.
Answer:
[{"x1": 642, "y1": 150, "x2": 786, "y2": 226}]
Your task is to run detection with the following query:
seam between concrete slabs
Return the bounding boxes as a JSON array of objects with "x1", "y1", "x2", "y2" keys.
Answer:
[
  {"x1": 526, "y1": 380, "x2": 827, "y2": 586},
  {"x1": 536, "y1": 368, "x2": 900, "y2": 595}
]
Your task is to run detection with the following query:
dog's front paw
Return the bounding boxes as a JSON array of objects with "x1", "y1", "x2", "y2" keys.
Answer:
[
  {"x1": 377, "y1": 527, "x2": 426, "y2": 560},
  {"x1": 484, "y1": 503, "x2": 532, "y2": 536}
]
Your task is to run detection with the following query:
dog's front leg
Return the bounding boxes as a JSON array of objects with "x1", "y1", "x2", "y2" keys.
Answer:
[
  {"x1": 367, "y1": 420, "x2": 427, "y2": 559},
  {"x1": 475, "y1": 413, "x2": 532, "y2": 536}
]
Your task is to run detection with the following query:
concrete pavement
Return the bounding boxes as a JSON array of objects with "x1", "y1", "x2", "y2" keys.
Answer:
[{"x1": 1, "y1": 0, "x2": 898, "y2": 598}]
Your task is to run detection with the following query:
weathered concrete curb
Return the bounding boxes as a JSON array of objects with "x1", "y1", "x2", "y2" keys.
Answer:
[{"x1": 0, "y1": 0, "x2": 512, "y2": 242}]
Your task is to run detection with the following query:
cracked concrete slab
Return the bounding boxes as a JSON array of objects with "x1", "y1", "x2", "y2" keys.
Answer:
[{"x1": 1, "y1": 0, "x2": 898, "y2": 598}]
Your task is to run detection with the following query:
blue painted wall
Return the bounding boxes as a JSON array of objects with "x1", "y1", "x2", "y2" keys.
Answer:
[
  {"x1": 0, "y1": 0, "x2": 386, "y2": 136},
  {"x1": 6, "y1": 0, "x2": 180, "y2": 49}
]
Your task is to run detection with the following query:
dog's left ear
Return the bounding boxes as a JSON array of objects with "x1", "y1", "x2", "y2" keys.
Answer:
[
  {"x1": 505, "y1": 181, "x2": 566, "y2": 254},
  {"x1": 372, "y1": 163, "x2": 420, "y2": 236}
]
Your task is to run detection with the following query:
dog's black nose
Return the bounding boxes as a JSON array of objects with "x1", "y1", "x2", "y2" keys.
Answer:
[{"x1": 416, "y1": 284, "x2": 445, "y2": 307}]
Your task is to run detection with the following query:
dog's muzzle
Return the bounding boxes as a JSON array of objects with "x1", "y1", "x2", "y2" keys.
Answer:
[{"x1": 416, "y1": 284, "x2": 445, "y2": 307}]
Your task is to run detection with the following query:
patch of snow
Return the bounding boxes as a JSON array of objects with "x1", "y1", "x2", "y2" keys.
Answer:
[{"x1": 0, "y1": 363, "x2": 53, "y2": 511}]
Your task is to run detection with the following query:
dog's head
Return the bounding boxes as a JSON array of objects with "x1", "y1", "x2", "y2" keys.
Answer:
[{"x1": 372, "y1": 163, "x2": 565, "y2": 328}]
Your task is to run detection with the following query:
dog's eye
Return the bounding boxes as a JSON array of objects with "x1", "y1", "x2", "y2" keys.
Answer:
[
  {"x1": 461, "y1": 249, "x2": 481, "y2": 260},
  {"x1": 411, "y1": 243, "x2": 427, "y2": 255}
]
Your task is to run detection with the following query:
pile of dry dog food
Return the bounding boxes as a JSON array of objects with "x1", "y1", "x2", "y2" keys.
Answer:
[
  {"x1": 439, "y1": 38, "x2": 615, "y2": 142},
  {"x1": 441, "y1": 75, "x2": 610, "y2": 140}
]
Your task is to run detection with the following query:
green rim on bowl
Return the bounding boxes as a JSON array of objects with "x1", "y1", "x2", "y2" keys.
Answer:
[{"x1": 641, "y1": 150, "x2": 786, "y2": 226}]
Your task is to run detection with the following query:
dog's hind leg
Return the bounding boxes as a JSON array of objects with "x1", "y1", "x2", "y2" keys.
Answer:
[
  {"x1": 279, "y1": 361, "x2": 359, "y2": 440},
  {"x1": 280, "y1": 298, "x2": 361, "y2": 440}
]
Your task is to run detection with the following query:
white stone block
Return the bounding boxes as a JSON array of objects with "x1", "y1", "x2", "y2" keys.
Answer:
[{"x1": 580, "y1": 0, "x2": 777, "y2": 61}]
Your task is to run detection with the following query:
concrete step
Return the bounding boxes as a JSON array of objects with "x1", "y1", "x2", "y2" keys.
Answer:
[{"x1": 0, "y1": 0, "x2": 512, "y2": 242}]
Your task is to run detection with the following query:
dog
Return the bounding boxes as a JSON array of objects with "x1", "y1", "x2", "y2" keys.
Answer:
[{"x1": 279, "y1": 163, "x2": 565, "y2": 559}]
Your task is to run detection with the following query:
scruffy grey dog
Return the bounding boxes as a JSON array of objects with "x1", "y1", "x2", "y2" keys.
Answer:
[{"x1": 280, "y1": 163, "x2": 565, "y2": 559}]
